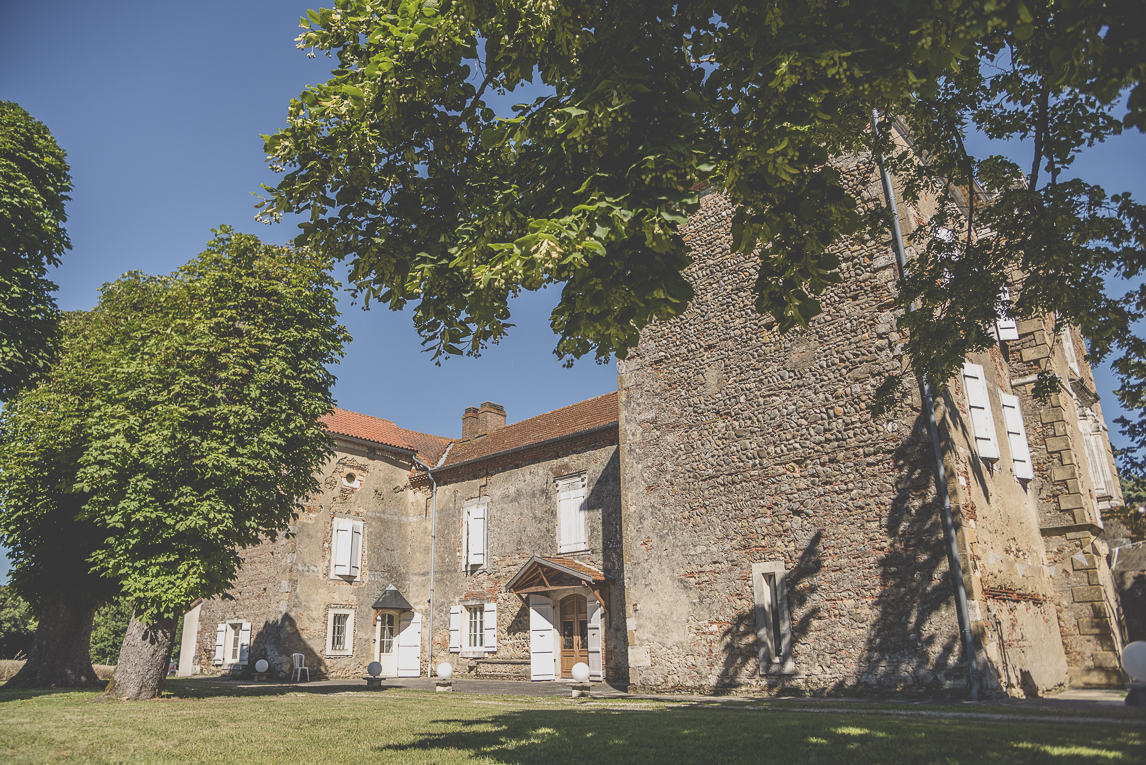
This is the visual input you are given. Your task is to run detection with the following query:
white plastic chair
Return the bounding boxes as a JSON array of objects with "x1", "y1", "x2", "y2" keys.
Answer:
[{"x1": 291, "y1": 653, "x2": 310, "y2": 682}]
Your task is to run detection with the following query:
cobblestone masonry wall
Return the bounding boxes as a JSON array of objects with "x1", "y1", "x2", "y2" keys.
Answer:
[
  {"x1": 616, "y1": 151, "x2": 1119, "y2": 696},
  {"x1": 428, "y1": 439, "x2": 624, "y2": 682}
]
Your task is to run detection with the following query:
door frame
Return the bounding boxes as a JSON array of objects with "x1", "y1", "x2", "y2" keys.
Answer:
[{"x1": 374, "y1": 610, "x2": 400, "y2": 676}]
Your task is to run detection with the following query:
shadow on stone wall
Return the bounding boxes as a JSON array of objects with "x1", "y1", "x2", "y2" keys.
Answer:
[
  {"x1": 592, "y1": 448, "x2": 630, "y2": 684},
  {"x1": 856, "y1": 410, "x2": 975, "y2": 692},
  {"x1": 714, "y1": 531, "x2": 823, "y2": 688}
]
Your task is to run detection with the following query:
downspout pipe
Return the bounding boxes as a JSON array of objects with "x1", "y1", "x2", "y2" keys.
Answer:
[
  {"x1": 872, "y1": 110, "x2": 981, "y2": 702},
  {"x1": 412, "y1": 453, "x2": 441, "y2": 679}
]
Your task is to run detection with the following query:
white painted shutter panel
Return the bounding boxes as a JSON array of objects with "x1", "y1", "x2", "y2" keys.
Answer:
[
  {"x1": 213, "y1": 623, "x2": 226, "y2": 665},
  {"x1": 469, "y1": 504, "x2": 486, "y2": 567},
  {"x1": 333, "y1": 518, "x2": 352, "y2": 576},
  {"x1": 349, "y1": 521, "x2": 362, "y2": 578},
  {"x1": 558, "y1": 488, "x2": 573, "y2": 553},
  {"x1": 238, "y1": 623, "x2": 252, "y2": 664},
  {"x1": 963, "y1": 362, "x2": 1001, "y2": 460},
  {"x1": 483, "y1": 602, "x2": 497, "y2": 651},
  {"x1": 449, "y1": 606, "x2": 462, "y2": 653},
  {"x1": 573, "y1": 487, "x2": 587, "y2": 551},
  {"x1": 586, "y1": 597, "x2": 603, "y2": 681},
  {"x1": 996, "y1": 288, "x2": 1019, "y2": 341},
  {"x1": 529, "y1": 594, "x2": 555, "y2": 681},
  {"x1": 396, "y1": 611, "x2": 422, "y2": 677},
  {"x1": 999, "y1": 393, "x2": 1034, "y2": 480}
]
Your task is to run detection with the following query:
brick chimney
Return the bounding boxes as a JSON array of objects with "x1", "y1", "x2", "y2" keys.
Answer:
[
  {"x1": 461, "y1": 401, "x2": 506, "y2": 439},
  {"x1": 462, "y1": 406, "x2": 480, "y2": 439}
]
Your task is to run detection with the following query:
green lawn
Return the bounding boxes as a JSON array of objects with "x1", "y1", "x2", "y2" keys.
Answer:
[{"x1": 0, "y1": 681, "x2": 1143, "y2": 764}]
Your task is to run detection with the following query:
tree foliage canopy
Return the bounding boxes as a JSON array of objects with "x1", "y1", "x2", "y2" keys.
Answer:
[
  {"x1": 260, "y1": 1, "x2": 1143, "y2": 454},
  {"x1": 0, "y1": 101, "x2": 71, "y2": 400},
  {"x1": 0, "y1": 228, "x2": 350, "y2": 622}
]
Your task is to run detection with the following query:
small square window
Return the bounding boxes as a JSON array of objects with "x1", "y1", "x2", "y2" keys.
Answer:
[{"x1": 325, "y1": 608, "x2": 355, "y2": 656}]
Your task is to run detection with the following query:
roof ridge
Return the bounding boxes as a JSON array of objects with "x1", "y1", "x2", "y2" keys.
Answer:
[{"x1": 452, "y1": 390, "x2": 618, "y2": 446}]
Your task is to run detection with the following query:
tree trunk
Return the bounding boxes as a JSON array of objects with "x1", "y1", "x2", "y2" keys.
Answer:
[
  {"x1": 4, "y1": 599, "x2": 102, "y2": 688},
  {"x1": 102, "y1": 611, "x2": 177, "y2": 700}
]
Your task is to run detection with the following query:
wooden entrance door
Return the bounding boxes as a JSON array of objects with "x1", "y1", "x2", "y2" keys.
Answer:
[{"x1": 559, "y1": 594, "x2": 588, "y2": 678}]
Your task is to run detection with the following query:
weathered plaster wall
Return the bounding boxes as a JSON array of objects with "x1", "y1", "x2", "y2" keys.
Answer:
[
  {"x1": 427, "y1": 437, "x2": 624, "y2": 681},
  {"x1": 195, "y1": 438, "x2": 429, "y2": 679}
]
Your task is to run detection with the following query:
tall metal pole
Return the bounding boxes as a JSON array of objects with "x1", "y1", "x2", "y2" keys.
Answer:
[
  {"x1": 872, "y1": 110, "x2": 981, "y2": 701},
  {"x1": 413, "y1": 456, "x2": 439, "y2": 679}
]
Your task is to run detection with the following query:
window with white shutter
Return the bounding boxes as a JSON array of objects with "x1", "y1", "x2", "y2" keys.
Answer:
[
  {"x1": 1062, "y1": 326, "x2": 1081, "y2": 376},
  {"x1": 449, "y1": 606, "x2": 462, "y2": 653},
  {"x1": 330, "y1": 517, "x2": 364, "y2": 580},
  {"x1": 463, "y1": 500, "x2": 487, "y2": 570},
  {"x1": 556, "y1": 474, "x2": 588, "y2": 553},
  {"x1": 995, "y1": 288, "x2": 1019, "y2": 341},
  {"x1": 483, "y1": 602, "x2": 497, "y2": 651},
  {"x1": 999, "y1": 393, "x2": 1034, "y2": 480},
  {"x1": 213, "y1": 623, "x2": 226, "y2": 665},
  {"x1": 962, "y1": 362, "x2": 1001, "y2": 461}
]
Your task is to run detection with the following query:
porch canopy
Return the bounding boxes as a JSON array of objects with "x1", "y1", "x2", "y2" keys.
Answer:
[
  {"x1": 505, "y1": 556, "x2": 612, "y2": 614},
  {"x1": 372, "y1": 583, "x2": 413, "y2": 612}
]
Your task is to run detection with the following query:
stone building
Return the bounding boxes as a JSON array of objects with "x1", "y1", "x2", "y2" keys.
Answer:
[
  {"x1": 180, "y1": 395, "x2": 625, "y2": 684},
  {"x1": 617, "y1": 153, "x2": 1125, "y2": 695},
  {"x1": 179, "y1": 146, "x2": 1127, "y2": 697}
]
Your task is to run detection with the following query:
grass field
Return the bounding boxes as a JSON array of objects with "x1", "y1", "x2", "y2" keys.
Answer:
[{"x1": 1, "y1": 680, "x2": 1143, "y2": 764}]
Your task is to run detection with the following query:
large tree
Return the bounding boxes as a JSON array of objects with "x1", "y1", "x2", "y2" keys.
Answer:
[
  {"x1": 0, "y1": 309, "x2": 120, "y2": 687},
  {"x1": 0, "y1": 101, "x2": 71, "y2": 400},
  {"x1": 259, "y1": 0, "x2": 1144, "y2": 454},
  {"x1": 0, "y1": 228, "x2": 349, "y2": 697}
]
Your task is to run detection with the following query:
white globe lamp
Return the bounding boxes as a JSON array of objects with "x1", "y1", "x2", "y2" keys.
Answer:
[
  {"x1": 1123, "y1": 641, "x2": 1146, "y2": 682},
  {"x1": 367, "y1": 661, "x2": 382, "y2": 678},
  {"x1": 254, "y1": 659, "x2": 269, "y2": 673},
  {"x1": 437, "y1": 662, "x2": 454, "y2": 680},
  {"x1": 571, "y1": 662, "x2": 590, "y2": 683}
]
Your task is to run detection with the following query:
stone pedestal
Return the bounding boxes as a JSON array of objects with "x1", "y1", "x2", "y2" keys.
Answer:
[
  {"x1": 252, "y1": 673, "x2": 269, "y2": 682},
  {"x1": 364, "y1": 676, "x2": 383, "y2": 689},
  {"x1": 570, "y1": 683, "x2": 592, "y2": 698},
  {"x1": 434, "y1": 679, "x2": 453, "y2": 692},
  {"x1": 1126, "y1": 682, "x2": 1145, "y2": 707}
]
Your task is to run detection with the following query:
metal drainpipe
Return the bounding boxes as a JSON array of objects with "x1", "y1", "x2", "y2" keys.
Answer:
[
  {"x1": 871, "y1": 110, "x2": 981, "y2": 701},
  {"x1": 412, "y1": 454, "x2": 440, "y2": 679}
]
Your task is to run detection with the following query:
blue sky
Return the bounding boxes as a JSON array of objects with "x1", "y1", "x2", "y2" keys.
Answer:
[{"x1": 2, "y1": 1, "x2": 1144, "y2": 582}]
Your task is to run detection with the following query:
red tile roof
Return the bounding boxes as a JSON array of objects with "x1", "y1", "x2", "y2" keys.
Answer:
[
  {"x1": 442, "y1": 391, "x2": 618, "y2": 468},
  {"x1": 541, "y1": 557, "x2": 610, "y2": 583},
  {"x1": 321, "y1": 408, "x2": 452, "y2": 464}
]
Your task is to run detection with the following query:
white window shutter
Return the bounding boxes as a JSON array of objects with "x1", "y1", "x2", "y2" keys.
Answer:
[
  {"x1": 586, "y1": 597, "x2": 603, "y2": 681},
  {"x1": 449, "y1": 606, "x2": 462, "y2": 653},
  {"x1": 558, "y1": 490, "x2": 570, "y2": 553},
  {"x1": 999, "y1": 393, "x2": 1034, "y2": 480},
  {"x1": 1062, "y1": 326, "x2": 1081, "y2": 375},
  {"x1": 963, "y1": 362, "x2": 1001, "y2": 460},
  {"x1": 557, "y1": 479, "x2": 586, "y2": 553},
  {"x1": 213, "y1": 623, "x2": 226, "y2": 665},
  {"x1": 483, "y1": 602, "x2": 497, "y2": 650},
  {"x1": 238, "y1": 623, "x2": 252, "y2": 664},
  {"x1": 396, "y1": 611, "x2": 422, "y2": 677},
  {"x1": 529, "y1": 594, "x2": 555, "y2": 681},
  {"x1": 573, "y1": 486, "x2": 587, "y2": 550},
  {"x1": 469, "y1": 504, "x2": 486, "y2": 567},
  {"x1": 996, "y1": 288, "x2": 1019, "y2": 341},
  {"x1": 349, "y1": 521, "x2": 362, "y2": 578},
  {"x1": 1082, "y1": 421, "x2": 1114, "y2": 499},
  {"x1": 333, "y1": 518, "x2": 352, "y2": 576}
]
